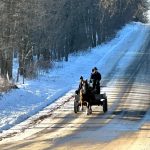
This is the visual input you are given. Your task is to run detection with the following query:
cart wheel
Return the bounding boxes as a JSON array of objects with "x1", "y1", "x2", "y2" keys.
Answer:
[
  {"x1": 74, "y1": 100, "x2": 79, "y2": 113},
  {"x1": 103, "y1": 98, "x2": 108, "y2": 113}
]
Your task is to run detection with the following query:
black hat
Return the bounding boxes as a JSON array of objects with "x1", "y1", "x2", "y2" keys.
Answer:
[
  {"x1": 94, "y1": 67, "x2": 98, "y2": 70},
  {"x1": 80, "y1": 76, "x2": 83, "y2": 80}
]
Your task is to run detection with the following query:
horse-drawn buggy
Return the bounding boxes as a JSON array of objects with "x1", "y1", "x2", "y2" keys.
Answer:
[{"x1": 74, "y1": 79, "x2": 108, "y2": 115}]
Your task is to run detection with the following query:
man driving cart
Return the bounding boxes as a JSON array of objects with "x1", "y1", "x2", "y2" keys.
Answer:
[
  {"x1": 74, "y1": 67, "x2": 107, "y2": 114},
  {"x1": 90, "y1": 67, "x2": 101, "y2": 94}
]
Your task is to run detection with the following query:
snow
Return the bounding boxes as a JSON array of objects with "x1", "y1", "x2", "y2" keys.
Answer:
[
  {"x1": 0, "y1": 22, "x2": 150, "y2": 137},
  {"x1": 147, "y1": 0, "x2": 150, "y2": 22}
]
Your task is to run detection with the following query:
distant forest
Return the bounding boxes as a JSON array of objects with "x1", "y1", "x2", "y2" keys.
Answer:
[{"x1": 0, "y1": 0, "x2": 148, "y2": 80}]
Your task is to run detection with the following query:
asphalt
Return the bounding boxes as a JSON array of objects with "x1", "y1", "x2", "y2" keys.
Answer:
[{"x1": 0, "y1": 27, "x2": 150, "y2": 150}]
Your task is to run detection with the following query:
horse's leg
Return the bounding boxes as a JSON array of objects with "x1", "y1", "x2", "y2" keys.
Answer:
[
  {"x1": 85, "y1": 102, "x2": 92, "y2": 115},
  {"x1": 89, "y1": 105, "x2": 92, "y2": 114},
  {"x1": 85, "y1": 102, "x2": 89, "y2": 115},
  {"x1": 81, "y1": 101, "x2": 83, "y2": 111},
  {"x1": 80, "y1": 100, "x2": 83, "y2": 111},
  {"x1": 87, "y1": 100, "x2": 92, "y2": 115},
  {"x1": 80, "y1": 91, "x2": 83, "y2": 111}
]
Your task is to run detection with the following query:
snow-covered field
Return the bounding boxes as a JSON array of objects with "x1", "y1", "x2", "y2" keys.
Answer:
[{"x1": 0, "y1": 22, "x2": 150, "y2": 137}]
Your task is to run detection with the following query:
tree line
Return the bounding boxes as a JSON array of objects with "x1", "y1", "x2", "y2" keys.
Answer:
[{"x1": 0, "y1": 0, "x2": 148, "y2": 81}]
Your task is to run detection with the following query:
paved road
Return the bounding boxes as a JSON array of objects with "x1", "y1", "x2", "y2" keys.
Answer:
[{"x1": 0, "y1": 27, "x2": 150, "y2": 150}]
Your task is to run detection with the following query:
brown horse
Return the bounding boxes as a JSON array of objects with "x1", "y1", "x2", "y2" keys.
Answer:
[{"x1": 79, "y1": 80, "x2": 92, "y2": 115}]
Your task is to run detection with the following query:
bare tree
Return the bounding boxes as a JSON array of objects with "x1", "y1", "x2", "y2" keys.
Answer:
[{"x1": 0, "y1": 0, "x2": 148, "y2": 82}]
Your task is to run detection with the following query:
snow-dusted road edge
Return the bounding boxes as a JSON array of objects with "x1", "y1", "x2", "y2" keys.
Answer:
[{"x1": 0, "y1": 90, "x2": 75, "y2": 141}]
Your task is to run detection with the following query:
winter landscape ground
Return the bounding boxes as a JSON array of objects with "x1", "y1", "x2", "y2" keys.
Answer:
[{"x1": 0, "y1": 10, "x2": 150, "y2": 150}]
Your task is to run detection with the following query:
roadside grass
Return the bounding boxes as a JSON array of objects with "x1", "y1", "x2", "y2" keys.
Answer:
[{"x1": 0, "y1": 77, "x2": 18, "y2": 93}]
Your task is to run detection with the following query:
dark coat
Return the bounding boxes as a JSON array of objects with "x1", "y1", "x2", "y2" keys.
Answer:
[
  {"x1": 75, "y1": 81, "x2": 83, "y2": 94},
  {"x1": 90, "y1": 71, "x2": 101, "y2": 84},
  {"x1": 90, "y1": 71, "x2": 101, "y2": 94}
]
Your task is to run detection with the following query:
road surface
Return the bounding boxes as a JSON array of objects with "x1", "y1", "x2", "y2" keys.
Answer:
[{"x1": 0, "y1": 25, "x2": 150, "y2": 150}]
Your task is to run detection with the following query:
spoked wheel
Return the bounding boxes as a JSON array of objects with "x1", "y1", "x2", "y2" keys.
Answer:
[
  {"x1": 74, "y1": 100, "x2": 79, "y2": 113},
  {"x1": 103, "y1": 98, "x2": 108, "y2": 113}
]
